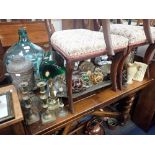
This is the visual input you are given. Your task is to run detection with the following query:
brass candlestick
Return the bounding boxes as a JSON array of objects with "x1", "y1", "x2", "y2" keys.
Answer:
[
  {"x1": 48, "y1": 79, "x2": 56, "y2": 98},
  {"x1": 37, "y1": 81, "x2": 56, "y2": 124},
  {"x1": 20, "y1": 82, "x2": 40, "y2": 125},
  {"x1": 48, "y1": 97, "x2": 59, "y2": 111},
  {"x1": 37, "y1": 81, "x2": 47, "y2": 94},
  {"x1": 56, "y1": 101, "x2": 68, "y2": 118},
  {"x1": 25, "y1": 98, "x2": 40, "y2": 125},
  {"x1": 40, "y1": 94, "x2": 56, "y2": 124}
]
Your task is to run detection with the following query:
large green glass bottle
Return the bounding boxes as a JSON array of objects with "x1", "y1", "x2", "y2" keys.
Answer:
[
  {"x1": 4, "y1": 27, "x2": 44, "y2": 79},
  {"x1": 39, "y1": 51, "x2": 65, "y2": 80}
]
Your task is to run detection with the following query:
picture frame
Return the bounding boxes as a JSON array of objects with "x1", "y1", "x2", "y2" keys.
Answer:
[{"x1": 0, "y1": 91, "x2": 15, "y2": 124}]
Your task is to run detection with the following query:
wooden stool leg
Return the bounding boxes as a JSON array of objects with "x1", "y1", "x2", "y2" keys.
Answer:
[
  {"x1": 66, "y1": 61, "x2": 74, "y2": 113},
  {"x1": 111, "y1": 52, "x2": 124, "y2": 91},
  {"x1": 143, "y1": 44, "x2": 155, "y2": 78},
  {"x1": 117, "y1": 47, "x2": 132, "y2": 90}
]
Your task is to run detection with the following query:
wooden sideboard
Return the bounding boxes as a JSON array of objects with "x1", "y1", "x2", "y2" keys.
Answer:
[
  {"x1": 23, "y1": 79, "x2": 153, "y2": 135},
  {"x1": 0, "y1": 76, "x2": 153, "y2": 134}
]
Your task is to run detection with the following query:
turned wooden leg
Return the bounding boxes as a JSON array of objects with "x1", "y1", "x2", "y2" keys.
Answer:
[
  {"x1": 117, "y1": 47, "x2": 132, "y2": 90},
  {"x1": 120, "y1": 93, "x2": 135, "y2": 124},
  {"x1": 66, "y1": 61, "x2": 74, "y2": 113},
  {"x1": 143, "y1": 44, "x2": 155, "y2": 78},
  {"x1": 110, "y1": 52, "x2": 124, "y2": 91},
  {"x1": 63, "y1": 123, "x2": 72, "y2": 135}
]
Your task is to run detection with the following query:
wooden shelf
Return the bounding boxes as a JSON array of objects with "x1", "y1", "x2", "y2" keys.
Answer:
[{"x1": 25, "y1": 79, "x2": 153, "y2": 135}]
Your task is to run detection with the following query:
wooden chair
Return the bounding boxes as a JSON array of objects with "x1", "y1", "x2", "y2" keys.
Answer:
[
  {"x1": 45, "y1": 19, "x2": 129, "y2": 113},
  {"x1": 104, "y1": 19, "x2": 155, "y2": 90}
]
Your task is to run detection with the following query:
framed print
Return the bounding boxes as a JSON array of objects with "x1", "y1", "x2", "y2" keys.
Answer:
[{"x1": 0, "y1": 91, "x2": 14, "y2": 123}]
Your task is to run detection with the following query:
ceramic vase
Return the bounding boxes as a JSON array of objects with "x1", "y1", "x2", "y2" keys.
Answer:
[{"x1": 126, "y1": 63, "x2": 138, "y2": 84}]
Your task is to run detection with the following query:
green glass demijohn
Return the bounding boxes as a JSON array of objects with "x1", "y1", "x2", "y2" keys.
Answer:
[{"x1": 4, "y1": 27, "x2": 44, "y2": 79}]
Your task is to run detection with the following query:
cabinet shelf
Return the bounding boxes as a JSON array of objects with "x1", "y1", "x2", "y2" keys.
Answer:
[{"x1": 57, "y1": 80, "x2": 111, "y2": 99}]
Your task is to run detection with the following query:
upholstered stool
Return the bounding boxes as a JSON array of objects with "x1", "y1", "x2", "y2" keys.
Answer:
[
  {"x1": 46, "y1": 19, "x2": 129, "y2": 113},
  {"x1": 108, "y1": 20, "x2": 155, "y2": 89},
  {"x1": 110, "y1": 23, "x2": 155, "y2": 46}
]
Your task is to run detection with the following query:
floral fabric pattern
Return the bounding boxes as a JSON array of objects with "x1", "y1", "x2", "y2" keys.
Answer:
[
  {"x1": 109, "y1": 24, "x2": 155, "y2": 44},
  {"x1": 51, "y1": 29, "x2": 128, "y2": 58}
]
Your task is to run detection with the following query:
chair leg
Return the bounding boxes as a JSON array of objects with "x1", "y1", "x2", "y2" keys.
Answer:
[
  {"x1": 66, "y1": 61, "x2": 74, "y2": 113},
  {"x1": 111, "y1": 52, "x2": 124, "y2": 91},
  {"x1": 143, "y1": 43, "x2": 155, "y2": 78},
  {"x1": 117, "y1": 47, "x2": 132, "y2": 90}
]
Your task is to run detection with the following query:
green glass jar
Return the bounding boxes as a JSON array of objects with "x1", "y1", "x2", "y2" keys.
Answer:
[
  {"x1": 4, "y1": 27, "x2": 44, "y2": 79},
  {"x1": 39, "y1": 51, "x2": 65, "y2": 80}
]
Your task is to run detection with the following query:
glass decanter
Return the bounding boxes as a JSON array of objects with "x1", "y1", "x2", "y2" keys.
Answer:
[{"x1": 4, "y1": 27, "x2": 44, "y2": 80}]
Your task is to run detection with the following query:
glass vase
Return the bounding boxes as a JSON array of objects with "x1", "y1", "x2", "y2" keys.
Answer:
[{"x1": 4, "y1": 27, "x2": 44, "y2": 80}]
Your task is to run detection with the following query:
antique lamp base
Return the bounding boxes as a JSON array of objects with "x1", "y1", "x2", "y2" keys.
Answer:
[
  {"x1": 41, "y1": 111, "x2": 56, "y2": 124},
  {"x1": 26, "y1": 112, "x2": 40, "y2": 125}
]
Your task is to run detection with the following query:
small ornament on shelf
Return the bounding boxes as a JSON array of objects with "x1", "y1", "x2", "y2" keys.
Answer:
[
  {"x1": 72, "y1": 71, "x2": 83, "y2": 93},
  {"x1": 126, "y1": 63, "x2": 138, "y2": 84},
  {"x1": 81, "y1": 72, "x2": 92, "y2": 88},
  {"x1": 89, "y1": 68, "x2": 104, "y2": 85},
  {"x1": 79, "y1": 61, "x2": 95, "y2": 72},
  {"x1": 39, "y1": 51, "x2": 65, "y2": 81}
]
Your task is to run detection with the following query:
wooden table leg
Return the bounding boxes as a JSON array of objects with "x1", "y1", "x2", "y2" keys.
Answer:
[
  {"x1": 63, "y1": 123, "x2": 72, "y2": 135},
  {"x1": 12, "y1": 122, "x2": 26, "y2": 135},
  {"x1": 120, "y1": 93, "x2": 136, "y2": 124}
]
